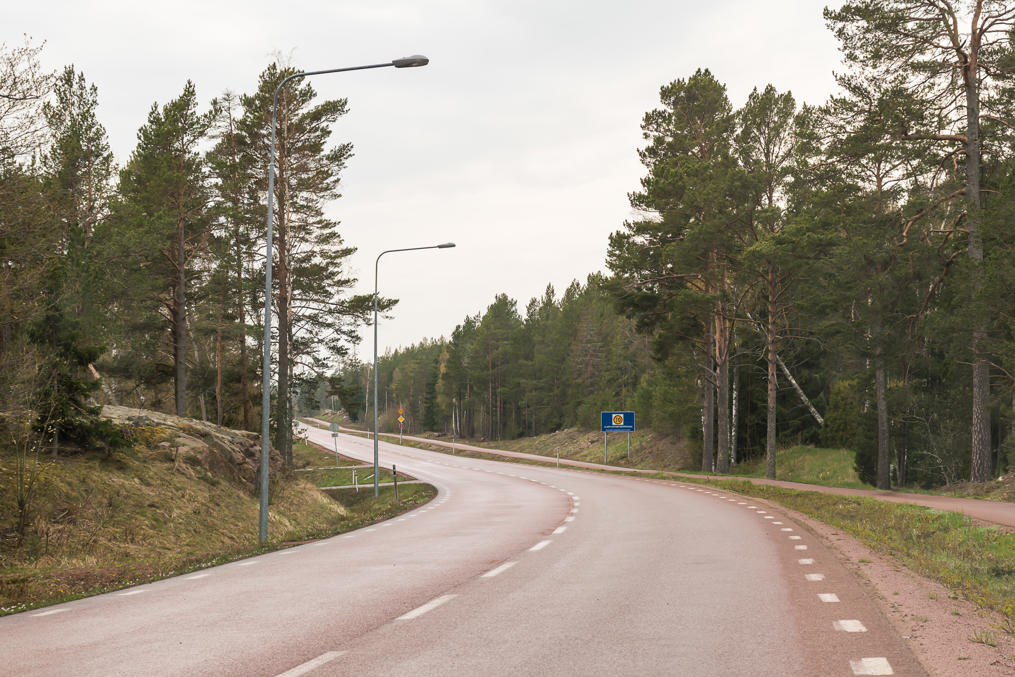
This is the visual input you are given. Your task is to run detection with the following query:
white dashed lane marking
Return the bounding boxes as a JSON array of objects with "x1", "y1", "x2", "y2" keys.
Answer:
[
  {"x1": 835, "y1": 620, "x2": 868, "y2": 633},
  {"x1": 397, "y1": 595, "x2": 456, "y2": 621},
  {"x1": 805, "y1": 573, "x2": 825, "y2": 582},
  {"x1": 552, "y1": 526, "x2": 567, "y2": 535},
  {"x1": 276, "y1": 650, "x2": 346, "y2": 677},
  {"x1": 818, "y1": 593, "x2": 841, "y2": 603},
  {"x1": 529, "y1": 540, "x2": 552, "y2": 552},
  {"x1": 850, "y1": 657, "x2": 894, "y2": 675},
  {"x1": 798, "y1": 558, "x2": 815, "y2": 565},
  {"x1": 481, "y1": 562, "x2": 516, "y2": 578}
]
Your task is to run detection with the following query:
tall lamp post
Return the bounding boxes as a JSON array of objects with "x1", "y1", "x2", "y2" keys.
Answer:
[
  {"x1": 373, "y1": 243, "x2": 456, "y2": 496},
  {"x1": 259, "y1": 55, "x2": 429, "y2": 545}
]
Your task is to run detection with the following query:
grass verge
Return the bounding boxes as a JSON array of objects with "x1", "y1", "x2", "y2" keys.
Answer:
[{"x1": 0, "y1": 425, "x2": 435, "y2": 617}]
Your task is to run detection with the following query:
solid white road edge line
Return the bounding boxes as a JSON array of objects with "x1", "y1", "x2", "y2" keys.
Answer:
[
  {"x1": 276, "y1": 650, "x2": 347, "y2": 677},
  {"x1": 31, "y1": 608, "x2": 67, "y2": 617},
  {"x1": 397, "y1": 594, "x2": 457, "y2": 621}
]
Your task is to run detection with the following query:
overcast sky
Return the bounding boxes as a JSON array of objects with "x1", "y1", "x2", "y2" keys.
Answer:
[{"x1": 7, "y1": 0, "x2": 844, "y2": 363}]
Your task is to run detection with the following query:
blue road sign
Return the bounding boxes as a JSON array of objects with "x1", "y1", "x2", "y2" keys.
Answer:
[{"x1": 601, "y1": 411, "x2": 635, "y2": 432}]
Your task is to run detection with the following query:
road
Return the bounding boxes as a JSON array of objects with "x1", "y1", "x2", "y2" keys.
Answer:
[{"x1": 1, "y1": 424, "x2": 925, "y2": 676}]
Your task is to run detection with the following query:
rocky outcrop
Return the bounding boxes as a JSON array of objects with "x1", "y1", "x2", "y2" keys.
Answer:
[{"x1": 100, "y1": 406, "x2": 283, "y2": 493}]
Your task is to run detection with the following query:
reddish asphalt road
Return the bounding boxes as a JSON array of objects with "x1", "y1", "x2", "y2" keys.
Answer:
[{"x1": 1, "y1": 424, "x2": 925, "y2": 676}]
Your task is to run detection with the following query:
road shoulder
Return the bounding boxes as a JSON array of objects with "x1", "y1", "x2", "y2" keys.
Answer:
[{"x1": 762, "y1": 496, "x2": 1015, "y2": 676}]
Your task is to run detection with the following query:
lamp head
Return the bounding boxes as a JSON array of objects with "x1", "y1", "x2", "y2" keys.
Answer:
[
  {"x1": 437, "y1": 242, "x2": 456, "y2": 249},
  {"x1": 393, "y1": 55, "x2": 429, "y2": 68}
]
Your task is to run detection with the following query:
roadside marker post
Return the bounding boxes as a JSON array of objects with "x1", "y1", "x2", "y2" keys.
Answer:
[
  {"x1": 393, "y1": 464, "x2": 399, "y2": 502},
  {"x1": 330, "y1": 422, "x2": 340, "y2": 467},
  {"x1": 601, "y1": 411, "x2": 635, "y2": 464}
]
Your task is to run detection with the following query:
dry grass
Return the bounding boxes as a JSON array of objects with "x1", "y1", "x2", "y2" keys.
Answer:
[{"x1": 0, "y1": 415, "x2": 434, "y2": 615}]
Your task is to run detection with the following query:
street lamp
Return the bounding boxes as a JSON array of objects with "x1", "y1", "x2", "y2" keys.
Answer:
[
  {"x1": 259, "y1": 55, "x2": 429, "y2": 545},
  {"x1": 373, "y1": 243, "x2": 456, "y2": 497}
]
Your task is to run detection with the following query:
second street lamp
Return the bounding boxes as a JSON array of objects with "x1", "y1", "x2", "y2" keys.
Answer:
[
  {"x1": 258, "y1": 55, "x2": 428, "y2": 545},
  {"x1": 373, "y1": 242, "x2": 456, "y2": 497}
]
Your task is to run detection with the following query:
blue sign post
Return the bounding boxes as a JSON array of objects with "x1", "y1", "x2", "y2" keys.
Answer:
[{"x1": 601, "y1": 411, "x2": 635, "y2": 463}]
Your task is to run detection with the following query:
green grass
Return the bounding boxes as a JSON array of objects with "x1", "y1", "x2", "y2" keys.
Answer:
[{"x1": 735, "y1": 446, "x2": 868, "y2": 488}]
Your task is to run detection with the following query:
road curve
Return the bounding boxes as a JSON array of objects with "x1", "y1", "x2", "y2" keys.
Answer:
[{"x1": 0, "y1": 424, "x2": 926, "y2": 676}]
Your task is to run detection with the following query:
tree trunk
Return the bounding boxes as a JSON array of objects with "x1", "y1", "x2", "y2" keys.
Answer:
[
  {"x1": 716, "y1": 318, "x2": 730, "y2": 474},
  {"x1": 875, "y1": 354, "x2": 890, "y2": 490},
  {"x1": 731, "y1": 364, "x2": 739, "y2": 466},
  {"x1": 963, "y1": 50, "x2": 991, "y2": 483},
  {"x1": 173, "y1": 217, "x2": 187, "y2": 417},
  {"x1": 701, "y1": 322, "x2": 715, "y2": 472},
  {"x1": 215, "y1": 312, "x2": 223, "y2": 427},
  {"x1": 239, "y1": 256, "x2": 251, "y2": 431},
  {"x1": 274, "y1": 212, "x2": 292, "y2": 468},
  {"x1": 766, "y1": 267, "x2": 778, "y2": 479}
]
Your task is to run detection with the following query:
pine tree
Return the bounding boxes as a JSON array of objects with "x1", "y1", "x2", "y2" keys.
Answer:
[
  {"x1": 825, "y1": 0, "x2": 1015, "y2": 481},
  {"x1": 114, "y1": 81, "x2": 212, "y2": 416},
  {"x1": 40, "y1": 66, "x2": 114, "y2": 347},
  {"x1": 735, "y1": 84, "x2": 798, "y2": 479},
  {"x1": 206, "y1": 92, "x2": 259, "y2": 429},
  {"x1": 241, "y1": 63, "x2": 372, "y2": 467},
  {"x1": 608, "y1": 69, "x2": 744, "y2": 473}
]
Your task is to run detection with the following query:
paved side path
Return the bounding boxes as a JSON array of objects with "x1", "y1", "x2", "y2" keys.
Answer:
[{"x1": 305, "y1": 419, "x2": 1015, "y2": 530}]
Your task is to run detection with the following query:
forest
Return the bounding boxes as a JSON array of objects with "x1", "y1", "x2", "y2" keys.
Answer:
[
  {"x1": 326, "y1": 2, "x2": 1015, "y2": 489},
  {"x1": 3, "y1": 2, "x2": 1015, "y2": 492}
]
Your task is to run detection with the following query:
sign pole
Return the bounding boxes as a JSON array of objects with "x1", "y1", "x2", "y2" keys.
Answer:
[
  {"x1": 627, "y1": 432, "x2": 631, "y2": 459},
  {"x1": 604, "y1": 432, "x2": 607, "y2": 464}
]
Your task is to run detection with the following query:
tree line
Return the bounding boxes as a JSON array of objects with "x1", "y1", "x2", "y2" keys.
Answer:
[
  {"x1": 319, "y1": 2, "x2": 1015, "y2": 488},
  {"x1": 1, "y1": 40, "x2": 372, "y2": 469},
  {"x1": 322, "y1": 276, "x2": 655, "y2": 442}
]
